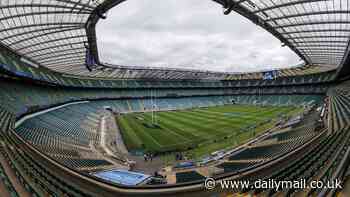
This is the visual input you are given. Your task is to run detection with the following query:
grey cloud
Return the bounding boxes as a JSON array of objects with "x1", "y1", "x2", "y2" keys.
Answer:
[{"x1": 97, "y1": 0, "x2": 301, "y2": 72}]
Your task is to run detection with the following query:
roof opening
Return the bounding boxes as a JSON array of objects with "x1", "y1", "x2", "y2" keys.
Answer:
[{"x1": 96, "y1": 0, "x2": 301, "y2": 73}]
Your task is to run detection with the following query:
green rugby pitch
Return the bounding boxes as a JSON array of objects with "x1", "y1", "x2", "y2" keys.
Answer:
[{"x1": 116, "y1": 104, "x2": 302, "y2": 158}]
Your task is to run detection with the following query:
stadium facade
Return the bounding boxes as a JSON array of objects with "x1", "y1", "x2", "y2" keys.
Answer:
[{"x1": 0, "y1": 0, "x2": 350, "y2": 197}]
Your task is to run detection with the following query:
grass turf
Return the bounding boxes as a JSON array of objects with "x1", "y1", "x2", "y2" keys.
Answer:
[{"x1": 116, "y1": 104, "x2": 302, "y2": 158}]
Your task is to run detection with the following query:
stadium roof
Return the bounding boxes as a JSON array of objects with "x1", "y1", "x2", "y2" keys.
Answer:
[
  {"x1": 217, "y1": 0, "x2": 350, "y2": 67},
  {"x1": 0, "y1": 0, "x2": 106, "y2": 74},
  {"x1": 0, "y1": 0, "x2": 349, "y2": 78}
]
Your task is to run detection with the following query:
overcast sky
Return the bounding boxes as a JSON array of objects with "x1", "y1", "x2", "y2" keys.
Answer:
[{"x1": 96, "y1": 0, "x2": 302, "y2": 73}]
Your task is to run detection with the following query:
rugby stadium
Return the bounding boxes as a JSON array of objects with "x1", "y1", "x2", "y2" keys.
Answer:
[{"x1": 0, "y1": 0, "x2": 350, "y2": 197}]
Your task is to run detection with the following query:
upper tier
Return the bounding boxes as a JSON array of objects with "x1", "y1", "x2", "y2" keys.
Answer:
[{"x1": 0, "y1": 45, "x2": 336, "y2": 88}]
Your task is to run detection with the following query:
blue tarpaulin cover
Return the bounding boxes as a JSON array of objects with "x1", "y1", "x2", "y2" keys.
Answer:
[{"x1": 93, "y1": 170, "x2": 151, "y2": 186}]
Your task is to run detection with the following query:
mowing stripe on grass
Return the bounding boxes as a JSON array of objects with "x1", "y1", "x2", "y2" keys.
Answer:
[
  {"x1": 191, "y1": 107, "x2": 279, "y2": 125},
  {"x1": 167, "y1": 110, "x2": 244, "y2": 133},
  {"x1": 142, "y1": 113, "x2": 201, "y2": 140},
  {"x1": 140, "y1": 113, "x2": 192, "y2": 143},
  {"x1": 129, "y1": 113, "x2": 192, "y2": 147},
  {"x1": 123, "y1": 115, "x2": 163, "y2": 150},
  {"x1": 117, "y1": 116, "x2": 143, "y2": 150},
  {"x1": 157, "y1": 111, "x2": 229, "y2": 138}
]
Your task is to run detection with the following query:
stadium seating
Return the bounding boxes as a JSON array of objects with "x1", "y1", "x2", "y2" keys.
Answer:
[
  {"x1": 328, "y1": 81, "x2": 350, "y2": 133},
  {"x1": 1, "y1": 135, "x2": 88, "y2": 196},
  {"x1": 248, "y1": 122, "x2": 350, "y2": 197},
  {"x1": 0, "y1": 108, "x2": 15, "y2": 133},
  {"x1": 0, "y1": 45, "x2": 336, "y2": 89},
  {"x1": 264, "y1": 123, "x2": 316, "y2": 142},
  {"x1": 228, "y1": 139, "x2": 309, "y2": 161},
  {"x1": 0, "y1": 70, "x2": 329, "y2": 194},
  {"x1": 216, "y1": 162, "x2": 258, "y2": 173},
  {"x1": 1, "y1": 1, "x2": 350, "y2": 196},
  {"x1": 60, "y1": 159, "x2": 113, "y2": 171},
  {"x1": 0, "y1": 49, "x2": 346, "y2": 196},
  {"x1": 11, "y1": 94, "x2": 322, "y2": 175},
  {"x1": 0, "y1": 77, "x2": 346, "y2": 196},
  {"x1": 0, "y1": 110, "x2": 79, "y2": 196},
  {"x1": 0, "y1": 78, "x2": 326, "y2": 118},
  {"x1": 175, "y1": 171, "x2": 205, "y2": 183},
  {"x1": 15, "y1": 103, "x2": 119, "y2": 172},
  {"x1": 219, "y1": 112, "x2": 319, "y2": 175},
  {"x1": 0, "y1": 150, "x2": 18, "y2": 197}
]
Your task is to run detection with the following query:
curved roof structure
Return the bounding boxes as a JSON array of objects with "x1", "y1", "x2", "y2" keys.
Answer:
[
  {"x1": 0, "y1": 0, "x2": 349, "y2": 78},
  {"x1": 0, "y1": 0, "x2": 106, "y2": 74},
  {"x1": 217, "y1": 0, "x2": 350, "y2": 66}
]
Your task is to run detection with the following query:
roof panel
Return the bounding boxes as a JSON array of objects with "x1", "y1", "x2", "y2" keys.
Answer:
[
  {"x1": 0, "y1": 0, "x2": 106, "y2": 73},
  {"x1": 220, "y1": 0, "x2": 350, "y2": 66}
]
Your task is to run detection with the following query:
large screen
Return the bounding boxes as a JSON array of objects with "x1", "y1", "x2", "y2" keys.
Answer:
[{"x1": 263, "y1": 70, "x2": 278, "y2": 80}]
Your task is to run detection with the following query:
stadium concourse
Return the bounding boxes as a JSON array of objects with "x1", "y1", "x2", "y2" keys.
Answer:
[{"x1": 1, "y1": 1, "x2": 350, "y2": 197}]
